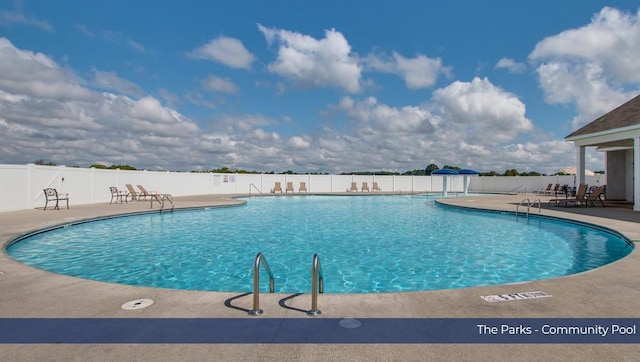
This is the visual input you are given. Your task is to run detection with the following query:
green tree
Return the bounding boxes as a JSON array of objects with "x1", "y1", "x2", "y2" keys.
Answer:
[
  {"x1": 35, "y1": 160, "x2": 57, "y2": 166},
  {"x1": 109, "y1": 164, "x2": 137, "y2": 170},
  {"x1": 211, "y1": 167, "x2": 232, "y2": 173},
  {"x1": 478, "y1": 171, "x2": 498, "y2": 176},
  {"x1": 424, "y1": 163, "x2": 439, "y2": 175}
]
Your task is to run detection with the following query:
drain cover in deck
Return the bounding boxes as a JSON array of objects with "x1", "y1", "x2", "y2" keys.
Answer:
[{"x1": 121, "y1": 299, "x2": 154, "y2": 310}]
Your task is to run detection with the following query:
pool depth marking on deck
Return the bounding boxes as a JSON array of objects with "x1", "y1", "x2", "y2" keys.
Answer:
[{"x1": 481, "y1": 291, "x2": 551, "y2": 302}]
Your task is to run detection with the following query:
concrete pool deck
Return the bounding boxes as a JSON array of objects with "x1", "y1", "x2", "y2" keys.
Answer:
[{"x1": 1, "y1": 193, "x2": 639, "y2": 360}]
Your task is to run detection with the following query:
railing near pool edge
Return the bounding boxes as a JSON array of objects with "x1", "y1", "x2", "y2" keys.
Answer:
[
  {"x1": 307, "y1": 253, "x2": 324, "y2": 316},
  {"x1": 249, "y1": 252, "x2": 274, "y2": 316}
]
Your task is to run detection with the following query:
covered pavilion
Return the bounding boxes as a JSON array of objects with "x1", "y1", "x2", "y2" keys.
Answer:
[{"x1": 565, "y1": 94, "x2": 640, "y2": 211}]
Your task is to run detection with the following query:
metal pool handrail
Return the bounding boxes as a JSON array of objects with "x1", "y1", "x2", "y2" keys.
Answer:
[
  {"x1": 307, "y1": 253, "x2": 324, "y2": 316},
  {"x1": 516, "y1": 198, "x2": 541, "y2": 218},
  {"x1": 151, "y1": 194, "x2": 174, "y2": 212},
  {"x1": 530, "y1": 198, "x2": 542, "y2": 214},
  {"x1": 248, "y1": 252, "x2": 274, "y2": 316},
  {"x1": 509, "y1": 184, "x2": 526, "y2": 194},
  {"x1": 249, "y1": 183, "x2": 264, "y2": 196},
  {"x1": 516, "y1": 198, "x2": 530, "y2": 218}
]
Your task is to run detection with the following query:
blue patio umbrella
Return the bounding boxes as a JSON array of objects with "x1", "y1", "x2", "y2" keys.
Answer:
[
  {"x1": 432, "y1": 169, "x2": 460, "y2": 175},
  {"x1": 457, "y1": 169, "x2": 479, "y2": 195},
  {"x1": 432, "y1": 169, "x2": 459, "y2": 196}
]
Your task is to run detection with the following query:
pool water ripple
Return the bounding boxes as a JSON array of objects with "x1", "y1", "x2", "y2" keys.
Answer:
[{"x1": 7, "y1": 195, "x2": 632, "y2": 293}]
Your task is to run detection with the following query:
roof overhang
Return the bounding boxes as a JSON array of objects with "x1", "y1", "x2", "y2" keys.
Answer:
[
  {"x1": 565, "y1": 124, "x2": 640, "y2": 147},
  {"x1": 596, "y1": 146, "x2": 633, "y2": 152}
]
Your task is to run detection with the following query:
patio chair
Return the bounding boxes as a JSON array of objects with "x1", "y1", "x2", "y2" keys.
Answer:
[
  {"x1": 349, "y1": 182, "x2": 358, "y2": 192},
  {"x1": 582, "y1": 185, "x2": 606, "y2": 207},
  {"x1": 137, "y1": 184, "x2": 173, "y2": 208},
  {"x1": 361, "y1": 182, "x2": 370, "y2": 192},
  {"x1": 43, "y1": 188, "x2": 69, "y2": 210},
  {"x1": 372, "y1": 182, "x2": 381, "y2": 192},
  {"x1": 534, "y1": 183, "x2": 553, "y2": 195},
  {"x1": 272, "y1": 182, "x2": 283, "y2": 193},
  {"x1": 549, "y1": 183, "x2": 588, "y2": 207},
  {"x1": 125, "y1": 184, "x2": 141, "y2": 201},
  {"x1": 137, "y1": 185, "x2": 159, "y2": 201},
  {"x1": 109, "y1": 186, "x2": 129, "y2": 204},
  {"x1": 299, "y1": 182, "x2": 307, "y2": 193},
  {"x1": 285, "y1": 182, "x2": 294, "y2": 193}
]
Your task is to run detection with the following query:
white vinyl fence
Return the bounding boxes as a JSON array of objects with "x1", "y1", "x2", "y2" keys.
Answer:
[{"x1": 0, "y1": 164, "x2": 606, "y2": 212}]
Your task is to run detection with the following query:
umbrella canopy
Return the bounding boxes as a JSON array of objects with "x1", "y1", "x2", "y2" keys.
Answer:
[
  {"x1": 432, "y1": 169, "x2": 459, "y2": 175},
  {"x1": 458, "y1": 169, "x2": 479, "y2": 175}
]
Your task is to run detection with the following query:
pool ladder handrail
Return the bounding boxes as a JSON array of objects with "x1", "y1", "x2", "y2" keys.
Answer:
[
  {"x1": 307, "y1": 253, "x2": 324, "y2": 316},
  {"x1": 248, "y1": 252, "x2": 274, "y2": 316},
  {"x1": 249, "y1": 183, "x2": 264, "y2": 196},
  {"x1": 516, "y1": 198, "x2": 541, "y2": 218},
  {"x1": 151, "y1": 194, "x2": 174, "y2": 212},
  {"x1": 510, "y1": 184, "x2": 527, "y2": 195}
]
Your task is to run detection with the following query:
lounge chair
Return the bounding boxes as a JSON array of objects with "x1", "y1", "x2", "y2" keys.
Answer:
[
  {"x1": 135, "y1": 184, "x2": 155, "y2": 201},
  {"x1": 349, "y1": 182, "x2": 358, "y2": 192},
  {"x1": 549, "y1": 183, "x2": 588, "y2": 207},
  {"x1": 285, "y1": 182, "x2": 294, "y2": 193},
  {"x1": 534, "y1": 183, "x2": 553, "y2": 195},
  {"x1": 361, "y1": 182, "x2": 370, "y2": 192},
  {"x1": 272, "y1": 182, "x2": 283, "y2": 193},
  {"x1": 583, "y1": 185, "x2": 606, "y2": 207},
  {"x1": 299, "y1": 182, "x2": 307, "y2": 193},
  {"x1": 125, "y1": 184, "x2": 141, "y2": 201},
  {"x1": 109, "y1": 186, "x2": 129, "y2": 204},
  {"x1": 43, "y1": 188, "x2": 69, "y2": 210},
  {"x1": 137, "y1": 184, "x2": 173, "y2": 208},
  {"x1": 372, "y1": 182, "x2": 381, "y2": 192}
]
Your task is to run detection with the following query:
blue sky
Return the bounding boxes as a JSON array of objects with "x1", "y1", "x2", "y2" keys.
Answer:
[{"x1": 0, "y1": 1, "x2": 639, "y2": 174}]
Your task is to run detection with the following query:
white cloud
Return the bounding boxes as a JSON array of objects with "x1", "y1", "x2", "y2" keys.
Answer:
[
  {"x1": 288, "y1": 136, "x2": 311, "y2": 149},
  {"x1": 0, "y1": 9, "x2": 53, "y2": 32},
  {"x1": 529, "y1": 6, "x2": 640, "y2": 129},
  {"x1": 280, "y1": 77, "x2": 557, "y2": 174},
  {"x1": 127, "y1": 39, "x2": 145, "y2": 53},
  {"x1": 530, "y1": 7, "x2": 640, "y2": 82},
  {"x1": 0, "y1": 32, "x2": 589, "y2": 175},
  {"x1": 202, "y1": 75, "x2": 239, "y2": 94},
  {"x1": 93, "y1": 70, "x2": 145, "y2": 98},
  {"x1": 0, "y1": 33, "x2": 576, "y2": 174},
  {"x1": 258, "y1": 24, "x2": 362, "y2": 93},
  {"x1": 534, "y1": 61, "x2": 630, "y2": 129},
  {"x1": 430, "y1": 77, "x2": 533, "y2": 144},
  {"x1": 0, "y1": 38, "x2": 95, "y2": 102},
  {"x1": 0, "y1": 37, "x2": 206, "y2": 169},
  {"x1": 338, "y1": 96, "x2": 435, "y2": 137},
  {"x1": 75, "y1": 24, "x2": 146, "y2": 53},
  {"x1": 494, "y1": 58, "x2": 526, "y2": 73},
  {"x1": 366, "y1": 52, "x2": 451, "y2": 88},
  {"x1": 187, "y1": 36, "x2": 255, "y2": 70}
]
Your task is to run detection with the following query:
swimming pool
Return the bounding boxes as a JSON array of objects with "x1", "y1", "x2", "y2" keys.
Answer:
[{"x1": 6, "y1": 195, "x2": 632, "y2": 293}]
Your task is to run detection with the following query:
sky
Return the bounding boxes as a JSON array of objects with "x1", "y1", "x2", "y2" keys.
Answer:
[{"x1": 0, "y1": 1, "x2": 639, "y2": 174}]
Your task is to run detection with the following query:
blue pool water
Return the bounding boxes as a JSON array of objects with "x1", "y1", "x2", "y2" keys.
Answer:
[{"x1": 7, "y1": 195, "x2": 632, "y2": 293}]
